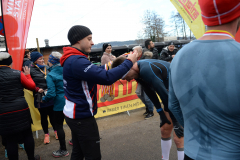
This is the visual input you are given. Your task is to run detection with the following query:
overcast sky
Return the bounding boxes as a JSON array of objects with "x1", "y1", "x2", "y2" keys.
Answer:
[{"x1": 1, "y1": 0, "x2": 177, "y2": 48}]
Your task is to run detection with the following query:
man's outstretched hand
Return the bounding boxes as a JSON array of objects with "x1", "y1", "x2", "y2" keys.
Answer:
[{"x1": 127, "y1": 51, "x2": 138, "y2": 64}]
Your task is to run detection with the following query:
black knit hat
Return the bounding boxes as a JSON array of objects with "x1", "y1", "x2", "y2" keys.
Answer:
[
  {"x1": 168, "y1": 41, "x2": 175, "y2": 46},
  {"x1": 0, "y1": 52, "x2": 12, "y2": 66},
  {"x1": 68, "y1": 25, "x2": 92, "y2": 45},
  {"x1": 102, "y1": 43, "x2": 112, "y2": 52}
]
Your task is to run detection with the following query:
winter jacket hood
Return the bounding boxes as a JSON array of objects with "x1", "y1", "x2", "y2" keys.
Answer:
[
  {"x1": 60, "y1": 47, "x2": 88, "y2": 66},
  {"x1": 143, "y1": 47, "x2": 159, "y2": 59}
]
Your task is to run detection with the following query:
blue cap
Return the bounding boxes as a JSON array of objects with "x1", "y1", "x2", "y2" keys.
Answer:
[{"x1": 30, "y1": 51, "x2": 43, "y2": 63}]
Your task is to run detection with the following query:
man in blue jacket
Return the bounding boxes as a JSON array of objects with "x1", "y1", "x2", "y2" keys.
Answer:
[{"x1": 60, "y1": 25, "x2": 138, "y2": 160}]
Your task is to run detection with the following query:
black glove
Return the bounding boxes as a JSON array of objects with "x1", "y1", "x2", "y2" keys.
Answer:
[
  {"x1": 173, "y1": 121, "x2": 184, "y2": 138},
  {"x1": 158, "y1": 110, "x2": 171, "y2": 127},
  {"x1": 35, "y1": 92, "x2": 43, "y2": 103}
]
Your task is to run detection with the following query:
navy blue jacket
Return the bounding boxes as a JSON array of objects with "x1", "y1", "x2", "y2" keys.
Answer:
[{"x1": 60, "y1": 47, "x2": 133, "y2": 119}]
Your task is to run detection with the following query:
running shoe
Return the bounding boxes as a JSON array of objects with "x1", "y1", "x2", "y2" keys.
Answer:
[
  {"x1": 69, "y1": 139, "x2": 73, "y2": 145},
  {"x1": 44, "y1": 134, "x2": 50, "y2": 144},
  {"x1": 54, "y1": 131, "x2": 58, "y2": 140},
  {"x1": 145, "y1": 112, "x2": 154, "y2": 119},
  {"x1": 34, "y1": 155, "x2": 41, "y2": 160},
  {"x1": 143, "y1": 108, "x2": 149, "y2": 116},
  {"x1": 52, "y1": 149, "x2": 69, "y2": 158},
  {"x1": 19, "y1": 143, "x2": 25, "y2": 150},
  {"x1": 143, "y1": 111, "x2": 149, "y2": 116}
]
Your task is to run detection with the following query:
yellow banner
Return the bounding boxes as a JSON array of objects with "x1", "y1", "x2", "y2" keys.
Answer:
[
  {"x1": 25, "y1": 80, "x2": 144, "y2": 131},
  {"x1": 95, "y1": 80, "x2": 144, "y2": 118},
  {"x1": 24, "y1": 89, "x2": 43, "y2": 131},
  {"x1": 170, "y1": 0, "x2": 205, "y2": 39}
]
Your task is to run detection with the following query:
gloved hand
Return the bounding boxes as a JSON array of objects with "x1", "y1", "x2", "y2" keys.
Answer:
[
  {"x1": 173, "y1": 121, "x2": 184, "y2": 138},
  {"x1": 159, "y1": 110, "x2": 171, "y2": 127}
]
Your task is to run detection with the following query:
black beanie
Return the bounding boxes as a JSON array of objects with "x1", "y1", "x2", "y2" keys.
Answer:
[
  {"x1": 168, "y1": 41, "x2": 175, "y2": 46},
  {"x1": 0, "y1": 53, "x2": 12, "y2": 66},
  {"x1": 68, "y1": 25, "x2": 92, "y2": 45},
  {"x1": 102, "y1": 43, "x2": 112, "y2": 52}
]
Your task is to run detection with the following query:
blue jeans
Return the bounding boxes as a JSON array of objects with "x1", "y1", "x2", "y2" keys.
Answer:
[{"x1": 136, "y1": 85, "x2": 154, "y2": 112}]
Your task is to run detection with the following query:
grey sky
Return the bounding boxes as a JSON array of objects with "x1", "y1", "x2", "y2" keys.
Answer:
[{"x1": 1, "y1": 0, "x2": 177, "y2": 48}]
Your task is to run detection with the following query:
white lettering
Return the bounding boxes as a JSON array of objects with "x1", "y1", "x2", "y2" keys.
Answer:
[
  {"x1": 22, "y1": 2, "x2": 28, "y2": 19},
  {"x1": 84, "y1": 64, "x2": 94, "y2": 72},
  {"x1": 14, "y1": 7, "x2": 20, "y2": 11},
  {"x1": 63, "y1": 79, "x2": 67, "y2": 89},
  {"x1": 13, "y1": 12, "x2": 19, "y2": 18},
  {"x1": 6, "y1": 5, "x2": 13, "y2": 14},
  {"x1": 15, "y1": 1, "x2": 21, "y2": 8}
]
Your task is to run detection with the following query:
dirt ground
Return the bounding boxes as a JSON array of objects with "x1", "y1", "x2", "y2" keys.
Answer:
[{"x1": 0, "y1": 107, "x2": 162, "y2": 159}]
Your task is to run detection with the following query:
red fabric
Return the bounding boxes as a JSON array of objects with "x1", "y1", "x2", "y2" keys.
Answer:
[
  {"x1": 126, "y1": 59, "x2": 132, "y2": 63},
  {"x1": 20, "y1": 72, "x2": 36, "y2": 90},
  {"x1": 236, "y1": 29, "x2": 240, "y2": 42},
  {"x1": 1, "y1": 0, "x2": 35, "y2": 70},
  {"x1": 0, "y1": 107, "x2": 29, "y2": 116},
  {"x1": 137, "y1": 54, "x2": 142, "y2": 61},
  {"x1": 35, "y1": 87, "x2": 40, "y2": 92},
  {"x1": 199, "y1": 0, "x2": 240, "y2": 26},
  {"x1": 60, "y1": 47, "x2": 88, "y2": 66}
]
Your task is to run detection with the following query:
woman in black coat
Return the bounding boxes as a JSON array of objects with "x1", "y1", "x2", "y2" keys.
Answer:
[
  {"x1": 0, "y1": 52, "x2": 39, "y2": 160},
  {"x1": 30, "y1": 51, "x2": 57, "y2": 144}
]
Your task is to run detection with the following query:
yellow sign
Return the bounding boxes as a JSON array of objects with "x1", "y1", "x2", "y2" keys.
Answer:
[
  {"x1": 24, "y1": 89, "x2": 43, "y2": 131},
  {"x1": 24, "y1": 80, "x2": 145, "y2": 131},
  {"x1": 170, "y1": 0, "x2": 205, "y2": 39}
]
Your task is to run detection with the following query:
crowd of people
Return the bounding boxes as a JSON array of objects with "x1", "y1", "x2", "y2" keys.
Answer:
[{"x1": 0, "y1": 0, "x2": 240, "y2": 160}]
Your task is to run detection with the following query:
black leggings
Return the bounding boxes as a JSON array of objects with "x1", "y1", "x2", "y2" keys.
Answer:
[
  {"x1": 54, "y1": 111, "x2": 67, "y2": 150},
  {"x1": 2, "y1": 127, "x2": 35, "y2": 160},
  {"x1": 65, "y1": 116, "x2": 101, "y2": 160},
  {"x1": 38, "y1": 106, "x2": 56, "y2": 134}
]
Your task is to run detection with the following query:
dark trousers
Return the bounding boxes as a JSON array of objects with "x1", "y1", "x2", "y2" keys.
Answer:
[
  {"x1": 65, "y1": 116, "x2": 101, "y2": 160},
  {"x1": 2, "y1": 127, "x2": 35, "y2": 160},
  {"x1": 185, "y1": 154, "x2": 194, "y2": 160},
  {"x1": 38, "y1": 106, "x2": 56, "y2": 134},
  {"x1": 54, "y1": 111, "x2": 67, "y2": 150}
]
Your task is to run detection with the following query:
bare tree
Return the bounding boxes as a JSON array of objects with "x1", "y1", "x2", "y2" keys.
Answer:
[
  {"x1": 135, "y1": 31, "x2": 146, "y2": 44},
  {"x1": 175, "y1": 12, "x2": 187, "y2": 39},
  {"x1": 170, "y1": 11, "x2": 195, "y2": 40},
  {"x1": 170, "y1": 11, "x2": 179, "y2": 37},
  {"x1": 140, "y1": 10, "x2": 166, "y2": 42}
]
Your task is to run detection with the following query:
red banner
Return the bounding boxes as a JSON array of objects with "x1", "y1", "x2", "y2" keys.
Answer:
[
  {"x1": 236, "y1": 29, "x2": 240, "y2": 43},
  {"x1": 1, "y1": 0, "x2": 34, "y2": 70}
]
